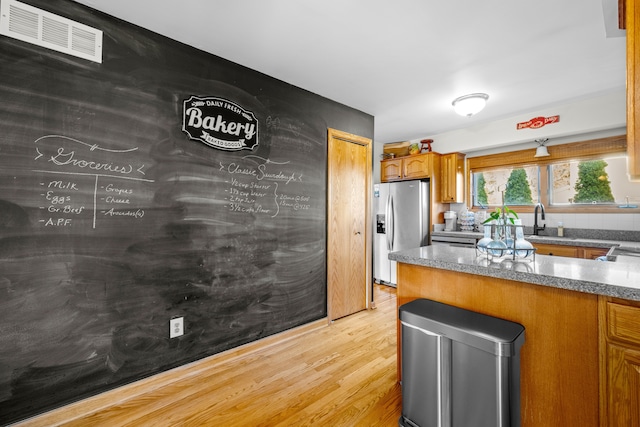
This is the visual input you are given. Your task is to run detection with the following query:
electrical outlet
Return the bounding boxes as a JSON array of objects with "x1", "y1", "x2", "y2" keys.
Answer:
[{"x1": 170, "y1": 317, "x2": 184, "y2": 338}]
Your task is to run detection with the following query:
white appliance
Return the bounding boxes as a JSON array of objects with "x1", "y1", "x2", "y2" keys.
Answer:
[
  {"x1": 444, "y1": 211, "x2": 457, "y2": 231},
  {"x1": 373, "y1": 180, "x2": 430, "y2": 286}
]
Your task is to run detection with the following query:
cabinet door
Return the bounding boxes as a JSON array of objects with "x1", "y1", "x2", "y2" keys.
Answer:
[
  {"x1": 403, "y1": 154, "x2": 430, "y2": 179},
  {"x1": 601, "y1": 301, "x2": 640, "y2": 427},
  {"x1": 583, "y1": 247, "x2": 609, "y2": 260},
  {"x1": 628, "y1": 0, "x2": 640, "y2": 178},
  {"x1": 441, "y1": 154, "x2": 453, "y2": 201},
  {"x1": 440, "y1": 153, "x2": 464, "y2": 203},
  {"x1": 381, "y1": 159, "x2": 402, "y2": 182},
  {"x1": 533, "y1": 242, "x2": 579, "y2": 257},
  {"x1": 603, "y1": 344, "x2": 640, "y2": 427}
]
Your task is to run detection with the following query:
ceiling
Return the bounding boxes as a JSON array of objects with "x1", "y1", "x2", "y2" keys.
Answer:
[{"x1": 72, "y1": 0, "x2": 627, "y2": 145}]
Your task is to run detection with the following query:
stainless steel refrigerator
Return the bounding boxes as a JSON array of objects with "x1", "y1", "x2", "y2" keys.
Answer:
[{"x1": 373, "y1": 180, "x2": 430, "y2": 286}]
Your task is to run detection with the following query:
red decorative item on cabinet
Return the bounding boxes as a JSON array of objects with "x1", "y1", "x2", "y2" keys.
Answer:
[{"x1": 420, "y1": 139, "x2": 433, "y2": 152}]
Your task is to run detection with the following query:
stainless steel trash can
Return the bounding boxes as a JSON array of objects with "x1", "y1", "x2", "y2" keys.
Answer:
[{"x1": 399, "y1": 298, "x2": 525, "y2": 427}]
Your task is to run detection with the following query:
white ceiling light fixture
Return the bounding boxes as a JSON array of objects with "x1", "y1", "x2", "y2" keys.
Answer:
[
  {"x1": 452, "y1": 93, "x2": 489, "y2": 117},
  {"x1": 534, "y1": 138, "x2": 550, "y2": 157}
]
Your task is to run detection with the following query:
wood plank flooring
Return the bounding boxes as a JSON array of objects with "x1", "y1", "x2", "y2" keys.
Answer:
[{"x1": 19, "y1": 284, "x2": 401, "y2": 426}]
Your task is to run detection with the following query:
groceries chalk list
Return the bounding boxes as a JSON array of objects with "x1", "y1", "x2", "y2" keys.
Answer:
[{"x1": 34, "y1": 135, "x2": 153, "y2": 229}]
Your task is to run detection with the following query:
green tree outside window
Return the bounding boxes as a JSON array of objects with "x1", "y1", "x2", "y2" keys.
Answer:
[
  {"x1": 504, "y1": 168, "x2": 533, "y2": 205},
  {"x1": 573, "y1": 160, "x2": 615, "y2": 203},
  {"x1": 476, "y1": 173, "x2": 488, "y2": 206}
]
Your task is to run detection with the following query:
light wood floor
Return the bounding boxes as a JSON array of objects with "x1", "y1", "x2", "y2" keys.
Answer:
[{"x1": 42, "y1": 284, "x2": 401, "y2": 426}]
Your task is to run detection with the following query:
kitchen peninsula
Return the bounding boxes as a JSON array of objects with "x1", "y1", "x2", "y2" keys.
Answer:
[{"x1": 391, "y1": 245, "x2": 640, "y2": 427}]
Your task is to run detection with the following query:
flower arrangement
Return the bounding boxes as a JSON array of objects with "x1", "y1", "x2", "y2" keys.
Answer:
[
  {"x1": 477, "y1": 189, "x2": 534, "y2": 259},
  {"x1": 482, "y1": 205, "x2": 519, "y2": 225}
]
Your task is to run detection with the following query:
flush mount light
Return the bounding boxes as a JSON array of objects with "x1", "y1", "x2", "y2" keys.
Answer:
[
  {"x1": 452, "y1": 93, "x2": 489, "y2": 117},
  {"x1": 534, "y1": 138, "x2": 550, "y2": 157}
]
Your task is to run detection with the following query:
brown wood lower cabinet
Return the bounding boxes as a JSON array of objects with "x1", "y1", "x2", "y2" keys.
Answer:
[
  {"x1": 533, "y1": 242, "x2": 579, "y2": 257},
  {"x1": 584, "y1": 247, "x2": 610, "y2": 259},
  {"x1": 396, "y1": 262, "x2": 640, "y2": 427},
  {"x1": 396, "y1": 263, "x2": 599, "y2": 427},
  {"x1": 599, "y1": 298, "x2": 640, "y2": 427},
  {"x1": 533, "y1": 242, "x2": 609, "y2": 259}
]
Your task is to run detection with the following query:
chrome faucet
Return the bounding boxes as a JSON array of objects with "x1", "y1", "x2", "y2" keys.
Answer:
[{"x1": 533, "y1": 202, "x2": 546, "y2": 235}]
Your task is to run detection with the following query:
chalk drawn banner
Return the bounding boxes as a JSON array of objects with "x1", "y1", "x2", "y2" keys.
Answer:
[{"x1": 182, "y1": 95, "x2": 259, "y2": 151}]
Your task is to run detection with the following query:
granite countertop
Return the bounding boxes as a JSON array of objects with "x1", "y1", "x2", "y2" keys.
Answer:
[
  {"x1": 389, "y1": 245, "x2": 640, "y2": 301},
  {"x1": 431, "y1": 230, "x2": 640, "y2": 249}
]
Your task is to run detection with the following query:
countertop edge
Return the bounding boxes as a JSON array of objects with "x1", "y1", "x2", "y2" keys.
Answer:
[
  {"x1": 390, "y1": 246, "x2": 640, "y2": 302},
  {"x1": 431, "y1": 231, "x2": 640, "y2": 250}
]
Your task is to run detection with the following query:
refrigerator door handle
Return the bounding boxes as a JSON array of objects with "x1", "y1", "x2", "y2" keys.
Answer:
[{"x1": 387, "y1": 194, "x2": 394, "y2": 251}]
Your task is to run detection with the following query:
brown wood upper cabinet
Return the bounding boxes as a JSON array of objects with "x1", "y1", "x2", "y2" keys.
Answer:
[
  {"x1": 627, "y1": 0, "x2": 640, "y2": 178},
  {"x1": 440, "y1": 152, "x2": 465, "y2": 203},
  {"x1": 380, "y1": 152, "x2": 440, "y2": 182}
]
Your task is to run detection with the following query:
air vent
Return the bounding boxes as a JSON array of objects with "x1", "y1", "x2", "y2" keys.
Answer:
[{"x1": 0, "y1": 0, "x2": 102, "y2": 63}]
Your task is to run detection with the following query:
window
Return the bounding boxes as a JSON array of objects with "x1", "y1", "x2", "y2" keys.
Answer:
[
  {"x1": 549, "y1": 156, "x2": 637, "y2": 206},
  {"x1": 467, "y1": 134, "x2": 640, "y2": 213},
  {"x1": 473, "y1": 166, "x2": 539, "y2": 207}
]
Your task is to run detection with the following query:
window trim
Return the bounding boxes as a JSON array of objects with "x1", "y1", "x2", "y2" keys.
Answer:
[{"x1": 466, "y1": 134, "x2": 634, "y2": 213}]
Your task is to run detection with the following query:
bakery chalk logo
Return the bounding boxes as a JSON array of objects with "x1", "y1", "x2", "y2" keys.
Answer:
[{"x1": 182, "y1": 96, "x2": 258, "y2": 151}]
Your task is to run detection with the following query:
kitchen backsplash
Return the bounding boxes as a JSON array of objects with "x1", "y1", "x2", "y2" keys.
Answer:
[
  {"x1": 449, "y1": 203, "x2": 640, "y2": 241},
  {"x1": 516, "y1": 213, "x2": 640, "y2": 241},
  {"x1": 516, "y1": 213, "x2": 640, "y2": 232}
]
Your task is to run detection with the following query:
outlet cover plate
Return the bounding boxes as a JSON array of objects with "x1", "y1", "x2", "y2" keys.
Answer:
[{"x1": 170, "y1": 317, "x2": 184, "y2": 338}]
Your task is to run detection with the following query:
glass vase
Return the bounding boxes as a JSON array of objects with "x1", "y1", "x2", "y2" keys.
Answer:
[
  {"x1": 513, "y1": 219, "x2": 534, "y2": 257},
  {"x1": 486, "y1": 223, "x2": 507, "y2": 257},
  {"x1": 477, "y1": 223, "x2": 493, "y2": 253},
  {"x1": 504, "y1": 222, "x2": 514, "y2": 255}
]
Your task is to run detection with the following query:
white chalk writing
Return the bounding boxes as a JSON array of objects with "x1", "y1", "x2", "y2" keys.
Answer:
[
  {"x1": 33, "y1": 135, "x2": 154, "y2": 229},
  {"x1": 219, "y1": 155, "x2": 312, "y2": 218}
]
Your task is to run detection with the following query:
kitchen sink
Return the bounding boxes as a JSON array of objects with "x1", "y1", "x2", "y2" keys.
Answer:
[
  {"x1": 607, "y1": 246, "x2": 640, "y2": 257},
  {"x1": 606, "y1": 246, "x2": 640, "y2": 262}
]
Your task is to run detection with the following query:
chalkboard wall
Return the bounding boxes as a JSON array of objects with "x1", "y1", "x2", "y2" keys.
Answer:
[{"x1": 0, "y1": 0, "x2": 373, "y2": 423}]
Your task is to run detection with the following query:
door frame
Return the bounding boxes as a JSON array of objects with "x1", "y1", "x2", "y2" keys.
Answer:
[{"x1": 326, "y1": 128, "x2": 373, "y2": 321}]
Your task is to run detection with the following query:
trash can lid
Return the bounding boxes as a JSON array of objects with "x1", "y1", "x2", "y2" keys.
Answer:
[{"x1": 400, "y1": 298, "x2": 525, "y2": 356}]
